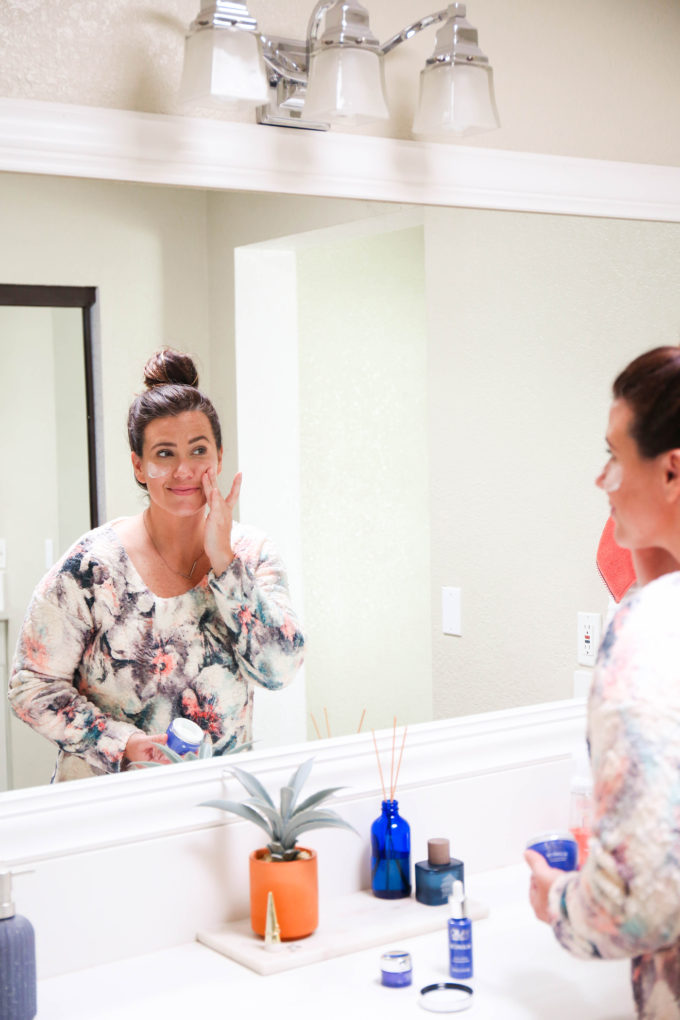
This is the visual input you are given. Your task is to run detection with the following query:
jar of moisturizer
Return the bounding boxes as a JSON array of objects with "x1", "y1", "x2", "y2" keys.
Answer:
[
  {"x1": 380, "y1": 950, "x2": 413, "y2": 987},
  {"x1": 166, "y1": 718, "x2": 204, "y2": 755},
  {"x1": 526, "y1": 831, "x2": 579, "y2": 871}
]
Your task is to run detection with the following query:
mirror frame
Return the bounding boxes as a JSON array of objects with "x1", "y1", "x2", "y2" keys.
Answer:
[
  {"x1": 0, "y1": 97, "x2": 679, "y2": 866},
  {"x1": 0, "y1": 282, "x2": 102, "y2": 528}
]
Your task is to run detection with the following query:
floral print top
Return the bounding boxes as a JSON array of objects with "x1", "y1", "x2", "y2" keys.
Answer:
[
  {"x1": 548, "y1": 571, "x2": 680, "y2": 1019},
  {"x1": 9, "y1": 521, "x2": 305, "y2": 782}
]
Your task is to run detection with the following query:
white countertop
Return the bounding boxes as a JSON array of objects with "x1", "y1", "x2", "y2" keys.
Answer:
[{"x1": 37, "y1": 866, "x2": 634, "y2": 1019}]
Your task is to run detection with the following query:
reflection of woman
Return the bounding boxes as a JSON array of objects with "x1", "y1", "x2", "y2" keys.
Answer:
[
  {"x1": 9, "y1": 349, "x2": 304, "y2": 782},
  {"x1": 526, "y1": 347, "x2": 680, "y2": 1018}
]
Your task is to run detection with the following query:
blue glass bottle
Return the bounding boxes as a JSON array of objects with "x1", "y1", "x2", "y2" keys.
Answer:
[{"x1": 371, "y1": 799, "x2": 411, "y2": 899}]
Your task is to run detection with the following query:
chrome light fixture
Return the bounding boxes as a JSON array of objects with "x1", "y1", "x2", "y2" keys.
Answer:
[{"x1": 178, "y1": 1, "x2": 499, "y2": 139}]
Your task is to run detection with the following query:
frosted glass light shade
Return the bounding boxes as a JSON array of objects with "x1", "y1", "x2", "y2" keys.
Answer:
[
  {"x1": 304, "y1": 47, "x2": 389, "y2": 126},
  {"x1": 178, "y1": 27, "x2": 268, "y2": 109},
  {"x1": 412, "y1": 63, "x2": 499, "y2": 139}
]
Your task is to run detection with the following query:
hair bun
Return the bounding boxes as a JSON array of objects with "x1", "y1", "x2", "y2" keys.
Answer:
[{"x1": 143, "y1": 348, "x2": 199, "y2": 390}]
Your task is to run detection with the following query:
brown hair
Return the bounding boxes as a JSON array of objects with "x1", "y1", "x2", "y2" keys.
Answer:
[
  {"x1": 613, "y1": 346, "x2": 680, "y2": 459},
  {"x1": 127, "y1": 348, "x2": 222, "y2": 488}
]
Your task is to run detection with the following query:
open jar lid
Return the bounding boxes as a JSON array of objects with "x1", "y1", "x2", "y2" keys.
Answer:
[{"x1": 419, "y1": 982, "x2": 473, "y2": 1013}]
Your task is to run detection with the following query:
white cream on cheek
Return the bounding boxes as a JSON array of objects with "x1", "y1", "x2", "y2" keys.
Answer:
[
  {"x1": 602, "y1": 461, "x2": 623, "y2": 493},
  {"x1": 145, "y1": 462, "x2": 171, "y2": 480}
]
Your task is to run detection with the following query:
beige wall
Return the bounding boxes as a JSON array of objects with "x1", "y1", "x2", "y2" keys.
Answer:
[
  {"x1": 425, "y1": 207, "x2": 680, "y2": 717},
  {"x1": 0, "y1": 306, "x2": 61, "y2": 788},
  {"x1": 296, "y1": 225, "x2": 431, "y2": 737},
  {"x1": 0, "y1": 1, "x2": 679, "y2": 166}
]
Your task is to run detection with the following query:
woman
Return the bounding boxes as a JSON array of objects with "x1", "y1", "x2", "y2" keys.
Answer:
[
  {"x1": 9, "y1": 348, "x2": 304, "y2": 782},
  {"x1": 526, "y1": 346, "x2": 680, "y2": 1019}
]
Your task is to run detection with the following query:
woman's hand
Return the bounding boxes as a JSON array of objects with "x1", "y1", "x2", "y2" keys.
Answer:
[
  {"x1": 124, "y1": 731, "x2": 169, "y2": 766},
  {"x1": 524, "y1": 849, "x2": 563, "y2": 923},
  {"x1": 202, "y1": 469, "x2": 242, "y2": 576}
]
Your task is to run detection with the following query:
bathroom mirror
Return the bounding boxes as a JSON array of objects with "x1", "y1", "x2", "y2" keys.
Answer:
[{"x1": 1, "y1": 107, "x2": 679, "y2": 800}]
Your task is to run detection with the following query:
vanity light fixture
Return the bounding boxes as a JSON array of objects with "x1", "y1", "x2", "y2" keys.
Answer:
[{"x1": 178, "y1": 0, "x2": 500, "y2": 139}]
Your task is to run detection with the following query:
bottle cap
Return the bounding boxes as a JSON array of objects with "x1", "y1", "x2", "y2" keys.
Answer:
[
  {"x1": 0, "y1": 868, "x2": 33, "y2": 922},
  {"x1": 0, "y1": 871, "x2": 15, "y2": 921},
  {"x1": 428, "y1": 837, "x2": 450, "y2": 866},
  {"x1": 449, "y1": 879, "x2": 466, "y2": 918}
]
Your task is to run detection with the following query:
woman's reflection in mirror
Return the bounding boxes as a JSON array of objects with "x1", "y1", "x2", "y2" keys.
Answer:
[{"x1": 8, "y1": 348, "x2": 304, "y2": 782}]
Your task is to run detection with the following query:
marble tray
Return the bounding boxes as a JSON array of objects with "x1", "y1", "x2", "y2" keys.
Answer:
[{"x1": 196, "y1": 890, "x2": 488, "y2": 975}]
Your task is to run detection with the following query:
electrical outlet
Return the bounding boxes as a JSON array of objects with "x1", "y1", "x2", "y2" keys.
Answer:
[{"x1": 577, "y1": 612, "x2": 601, "y2": 666}]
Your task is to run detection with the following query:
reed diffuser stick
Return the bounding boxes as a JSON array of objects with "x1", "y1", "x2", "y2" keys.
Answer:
[
  {"x1": 372, "y1": 729, "x2": 387, "y2": 801},
  {"x1": 393, "y1": 724, "x2": 408, "y2": 794},
  {"x1": 310, "y1": 714, "x2": 322, "y2": 740},
  {"x1": 389, "y1": 716, "x2": 397, "y2": 801},
  {"x1": 357, "y1": 708, "x2": 367, "y2": 734},
  {"x1": 323, "y1": 707, "x2": 331, "y2": 738}
]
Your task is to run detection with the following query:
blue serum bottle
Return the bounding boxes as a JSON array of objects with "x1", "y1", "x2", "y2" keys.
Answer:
[{"x1": 448, "y1": 880, "x2": 473, "y2": 981}]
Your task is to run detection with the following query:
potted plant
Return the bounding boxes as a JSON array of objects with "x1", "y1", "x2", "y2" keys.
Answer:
[{"x1": 200, "y1": 757, "x2": 357, "y2": 940}]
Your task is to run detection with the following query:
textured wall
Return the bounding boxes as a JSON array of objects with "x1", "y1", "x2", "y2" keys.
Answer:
[
  {"x1": 426, "y1": 207, "x2": 680, "y2": 719},
  {"x1": 1, "y1": 0, "x2": 679, "y2": 165}
]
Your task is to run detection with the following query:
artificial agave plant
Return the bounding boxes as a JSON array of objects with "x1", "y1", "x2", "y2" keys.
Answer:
[{"x1": 200, "y1": 757, "x2": 357, "y2": 861}]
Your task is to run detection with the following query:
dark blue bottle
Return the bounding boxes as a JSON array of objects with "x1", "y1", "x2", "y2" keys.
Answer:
[{"x1": 371, "y1": 799, "x2": 411, "y2": 899}]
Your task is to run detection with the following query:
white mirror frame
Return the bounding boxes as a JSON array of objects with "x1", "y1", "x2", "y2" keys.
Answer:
[{"x1": 1, "y1": 97, "x2": 679, "y2": 868}]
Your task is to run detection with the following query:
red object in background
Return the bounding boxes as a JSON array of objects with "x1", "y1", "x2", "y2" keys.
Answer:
[
  {"x1": 570, "y1": 826, "x2": 590, "y2": 868},
  {"x1": 596, "y1": 516, "x2": 636, "y2": 602}
]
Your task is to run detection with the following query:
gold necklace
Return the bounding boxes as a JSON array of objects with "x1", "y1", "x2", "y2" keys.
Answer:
[{"x1": 143, "y1": 510, "x2": 201, "y2": 580}]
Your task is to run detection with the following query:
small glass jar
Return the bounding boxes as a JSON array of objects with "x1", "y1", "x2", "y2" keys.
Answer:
[
  {"x1": 371, "y1": 799, "x2": 411, "y2": 899},
  {"x1": 380, "y1": 950, "x2": 412, "y2": 987}
]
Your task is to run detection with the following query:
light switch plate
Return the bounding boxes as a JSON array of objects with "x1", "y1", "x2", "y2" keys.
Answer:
[{"x1": 442, "y1": 587, "x2": 462, "y2": 636}]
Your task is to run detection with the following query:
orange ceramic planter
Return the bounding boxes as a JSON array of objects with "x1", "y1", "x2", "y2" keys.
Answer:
[{"x1": 249, "y1": 848, "x2": 318, "y2": 940}]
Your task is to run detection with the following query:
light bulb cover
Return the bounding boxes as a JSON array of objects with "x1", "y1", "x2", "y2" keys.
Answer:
[
  {"x1": 178, "y1": 25, "x2": 268, "y2": 109},
  {"x1": 304, "y1": 46, "x2": 389, "y2": 125},
  {"x1": 412, "y1": 61, "x2": 499, "y2": 139}
]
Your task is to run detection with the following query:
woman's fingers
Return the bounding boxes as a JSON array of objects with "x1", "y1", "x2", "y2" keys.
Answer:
[
  {"x1": 202, "y1": 468, "x2": 241, "y2": 510},
  {"x1": 225, "y1": 471, "x2": 242, "y2": 510},
  {"x1": 124, "y1": 731, "x2": 170, "y2": 765}
]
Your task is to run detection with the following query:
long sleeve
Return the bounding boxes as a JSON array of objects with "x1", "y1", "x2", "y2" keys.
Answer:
[
  {"x1": 9, "y1": 561, "x2": 138, "y2": 774},
  {"x1": 548, "y1": 577, "x2": 680, "y2": 961},
  {"x1": 208, "y1": 528, "x2": 305, "y2": 691}
]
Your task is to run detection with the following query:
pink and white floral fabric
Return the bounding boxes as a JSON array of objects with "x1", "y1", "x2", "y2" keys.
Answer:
[
  {"x1": 549, "y1": 572, "x2": 680, "y2": 1019},
  {"x1": 9, "y1": 521, "x2": 304, "y2": 782}
]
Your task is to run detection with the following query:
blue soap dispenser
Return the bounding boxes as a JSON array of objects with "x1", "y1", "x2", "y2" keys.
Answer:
[
  {"x1": 0, "y1": 869, "x2": 37, "y2": 1020},
  {"x1": 448, "y1": 879, "x2": 473, "y2": 981}
]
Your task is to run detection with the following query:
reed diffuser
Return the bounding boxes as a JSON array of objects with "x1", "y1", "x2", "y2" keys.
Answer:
[{"x1": 371, "y1": 720, "x2": 411, "y2": 899}]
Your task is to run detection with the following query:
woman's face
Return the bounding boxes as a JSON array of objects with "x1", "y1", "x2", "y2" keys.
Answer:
[
  {"x1": 132, "y1": 410, "x2": 222, "y2": 517},
  {"x1": 596, "y1": 399, "x2": 670, "y2": 549}
]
